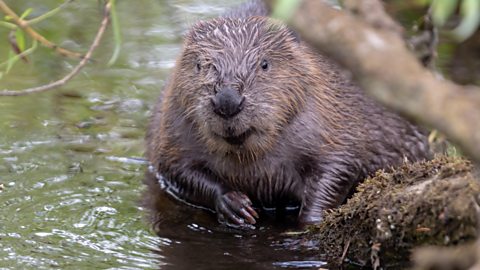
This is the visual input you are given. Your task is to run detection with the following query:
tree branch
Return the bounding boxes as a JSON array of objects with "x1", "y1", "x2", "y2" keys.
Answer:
[
  {"x1": 0, "y1": 1, "x2": 111, "y2": 96},
  {"x1": 281, "y1": 0, "x2": 480, "y2": 163},
  {"x1": 0, "y1": 0, "x2": 83, "y2": 59}
]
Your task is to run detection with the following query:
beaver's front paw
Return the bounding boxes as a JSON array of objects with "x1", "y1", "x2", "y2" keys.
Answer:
[{"x1": 215, "y1": 191, "x2": 259, "y2": 228}]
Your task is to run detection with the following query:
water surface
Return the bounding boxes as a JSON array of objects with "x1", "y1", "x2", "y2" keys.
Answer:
[{"x1": 0, "y1": 1, "x2": 325, "y2": 269}]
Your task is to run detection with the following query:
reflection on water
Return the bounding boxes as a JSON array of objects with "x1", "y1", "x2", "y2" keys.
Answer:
[
  {"x1": 0, "y1": 0, "x2": 326, "y2": 269},
  {"x1": 143, "y1": 171, "x2": 325, "y2": 270}
]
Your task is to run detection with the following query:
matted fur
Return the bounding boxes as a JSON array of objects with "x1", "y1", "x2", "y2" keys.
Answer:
[{"x1": 146, "y1": 4, "x2": 430, "y2": 225}]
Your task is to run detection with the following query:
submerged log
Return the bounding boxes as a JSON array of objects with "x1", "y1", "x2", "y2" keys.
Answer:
[
  {"x1": 411, "y1": 241, "x2": 480, "y2": 270},
  {"x1": 305, "y1": 156, "x2": 479, "y2": 268}
]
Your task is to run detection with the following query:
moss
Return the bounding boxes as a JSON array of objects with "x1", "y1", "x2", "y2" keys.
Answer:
[{"x1": 306, "y1": 156, "x2": 479, "y2": 268}]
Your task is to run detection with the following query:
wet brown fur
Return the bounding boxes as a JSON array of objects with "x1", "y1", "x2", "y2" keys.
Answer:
[{"x1": 146, "y1": 2, "x2": 431, "y2": 224}]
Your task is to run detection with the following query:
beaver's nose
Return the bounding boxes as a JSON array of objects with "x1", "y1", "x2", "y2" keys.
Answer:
[{"x1": 211, "y1": 87, "x2": 245, "y2": 119}]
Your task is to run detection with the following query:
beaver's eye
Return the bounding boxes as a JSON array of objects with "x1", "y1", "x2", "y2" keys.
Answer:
[
  {"x1": 195, "y1": 62, "x2": 201, "y2": 73},
  {"x1": 261, "y1": 59, "x2": 269, "y2": 71},
  {"x1": 209, "y1": 64, "x2": 219, "y2": 76}
]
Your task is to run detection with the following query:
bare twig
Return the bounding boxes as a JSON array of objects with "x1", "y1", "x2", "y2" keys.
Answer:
[
  {"x1": 0, "y1": 1, "x2": 112, "y2": 96},
  {"x1": 280, "y1": 0, "x2": 480, "y2": 163},
  {"x1": 26, "y1": 0, "x2": 74, "y2": 25},
  {"x1": 0, "y1": 0, "x2": 83, "y2": 59},
  {"x1": 340, "y1": 238, "x2": 351, "y2": 264}
]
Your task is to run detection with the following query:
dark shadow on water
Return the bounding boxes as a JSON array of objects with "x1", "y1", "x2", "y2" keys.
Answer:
[{"x1": 142, "y1": 171, "x2": 327, "y2": 270}]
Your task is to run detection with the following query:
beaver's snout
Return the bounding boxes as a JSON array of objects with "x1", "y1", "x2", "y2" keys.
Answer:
[{"x1": 211, "y1": 87, "x2": 245, "y2": 119}]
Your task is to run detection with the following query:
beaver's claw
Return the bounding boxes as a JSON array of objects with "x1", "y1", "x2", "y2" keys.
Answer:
[{"x1": 215, "y1": 191, "x2": 259, "y2": 228}]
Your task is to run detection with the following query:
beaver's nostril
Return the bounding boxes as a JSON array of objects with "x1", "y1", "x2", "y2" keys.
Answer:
[{"x1": 211, "y1": 88, "x2": 245, "y2": 119}]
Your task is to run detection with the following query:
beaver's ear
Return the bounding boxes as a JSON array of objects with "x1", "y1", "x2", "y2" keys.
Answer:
[
  {"x1": 184, "y1": 21, "x2": 202, "y2": 43},
  {"x1": 184, "y1": 21, "x2": 203, "y2": 43},
  {"x1": 185, "y1": 19, "x2": 221, "y2": 43},
  {"x1": 264, "y1": 18, "x2": 300, "y2": 44}
]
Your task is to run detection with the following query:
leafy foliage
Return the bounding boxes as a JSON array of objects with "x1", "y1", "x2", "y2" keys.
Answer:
[
  {"x1": 272, "y1": 0, "x2": 480, "y2": 41},
  {"x1": 0, "y1": 0, "x2": 121, "y2": 80},
  {"x1": 430, "y1": 0, "x2": 480, "y2": 41}
]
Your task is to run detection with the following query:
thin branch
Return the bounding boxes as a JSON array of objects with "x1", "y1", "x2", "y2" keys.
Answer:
[
  {"x1": 340, "y1": 238, "x2": 351, "y2": 264},
  {"x1": 0, "y1": 0, "x2": 83, "y2": 59},
  {"x1": 0, "y1": 1, "x2": 111, "y2": 96},
  {"x1": 26, "y1": 0, "x2": 74, "y2": 25}
]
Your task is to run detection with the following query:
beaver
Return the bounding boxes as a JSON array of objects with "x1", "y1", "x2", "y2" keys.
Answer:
[{"x1": 146, "y1": 0, "x2": 431, "y2": 227}]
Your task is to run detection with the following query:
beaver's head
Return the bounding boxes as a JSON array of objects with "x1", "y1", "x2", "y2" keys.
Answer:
[{"x1": 174, "y1": 17, "x2": 309, "y2": 158}]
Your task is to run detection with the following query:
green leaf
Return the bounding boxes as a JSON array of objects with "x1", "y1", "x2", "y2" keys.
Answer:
[
  {"x1": 452, "y1": 0, "x2": 480, "y2": 41},
  {"x1": 15, "y1": 29, "x2": 26, "y2": 52},
  {"x1": 107, "y1": 0, "x2": 122, "y2": 66},
  {"x1": 0, "y1": 40, "x2": 38, "y2": 70},
  {"x1": 0, "y1": 71, "x2": 4, "y2": 80},
  {"x1": 272, "y1": 0, "x2": 301, "y2": 21},
  {"x1": 416, "y1": 0, "x2": 430, "y2": 6},
  {"x1": 6, "y1": 50, "x2": 19, "y2": 74},
  {"x1": 431, "y1": 0, "x2": 458, "y2": 27},
  {"x1": 0, "y1": 21, "x2": 17, "y2": 30},
  {"x1": 20, "y1": 8, "x2": 33, "y2": 20}
]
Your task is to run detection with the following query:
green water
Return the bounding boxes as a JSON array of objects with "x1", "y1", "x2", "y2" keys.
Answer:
[{"x1": 0, "y1": 1, "x2": 324, "y2": 269}]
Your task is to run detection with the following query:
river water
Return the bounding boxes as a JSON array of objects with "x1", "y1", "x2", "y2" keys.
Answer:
[{"x1": 0, "y1": 1, "x2": 325, "y2": 269}]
